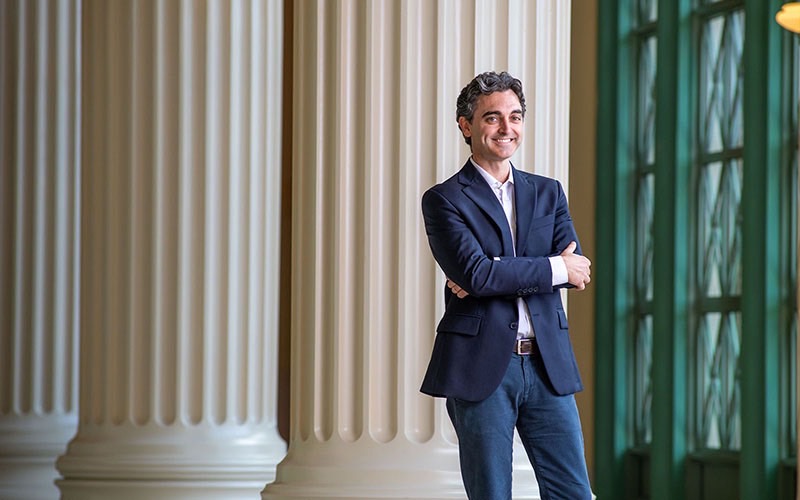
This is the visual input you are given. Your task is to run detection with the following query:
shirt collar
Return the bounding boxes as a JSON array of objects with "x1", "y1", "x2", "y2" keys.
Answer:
[{"x1": 470, "y1": 157, "x2": 514, "y2": 189}]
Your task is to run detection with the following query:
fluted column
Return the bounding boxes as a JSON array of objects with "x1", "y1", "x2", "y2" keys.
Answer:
[
  {"x1": 55, "y1": 1, "x2": 285, "y2": 499},
  {"x1": 263, "y1": 1, "x2": 571, "y2": 498},
  {"x1": 0, "y1": 1, "x2": 81, "y2": 499}
]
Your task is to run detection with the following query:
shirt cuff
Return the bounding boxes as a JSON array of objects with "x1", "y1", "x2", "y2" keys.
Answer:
[{"x1": 549, "y1": 256, "x2": 568, "y2": 286}]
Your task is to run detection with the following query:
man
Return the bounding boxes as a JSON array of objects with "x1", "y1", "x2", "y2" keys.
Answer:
[{"x1": 420, "y1": 71, "x2": 593, "y2": 500}]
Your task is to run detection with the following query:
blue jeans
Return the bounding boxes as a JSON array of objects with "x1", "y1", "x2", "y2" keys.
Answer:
[{"x1": 446, "y1": 352, "x2": 592, "y2": 500}]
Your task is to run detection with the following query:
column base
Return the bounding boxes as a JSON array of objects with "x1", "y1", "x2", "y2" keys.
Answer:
[
  {"x1": 56, "y1": 423, "x2": 286, "y2": 500},
  {"x1": 0, "y1": 458, "x2": 61, "y2": 500},
  {"x1": 262, "y1": 437, "x2": 542, "y2": 499},
  {"x1": 0, "y1": 414, "x2": 77, "y2": 500},
  {"x1": 57, "y1": 479, "x2": 270, "y2": 500}
]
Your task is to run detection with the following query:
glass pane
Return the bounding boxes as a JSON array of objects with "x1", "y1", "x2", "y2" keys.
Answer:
[
  {"x1": 630, "y1": 28, "x2": 657, "y2": 447},
  {"x1": 696, "y1": 159, "x2": 742, "y2": 298},
  {"x1": 634, "y1": 314, "x2": 653, "y2": 445},
  {"x1": 693, "y1": 7, "x2": 744, "y2": 452},
  {"x1": 636, "y1": 173, "x2": 654, "y2": 302},
  {"x1": 695, "y1": 311, "x2": 742, "y2": 450},
  {"x1": 637, "y1": 0, "x2": 657, "y2": 25},
  {"x1": 699, "y1": 12, "x2": 744, "y2": 154},
  {"x1": 638, "y1": 37, "x2": 657, "y2": 166}
]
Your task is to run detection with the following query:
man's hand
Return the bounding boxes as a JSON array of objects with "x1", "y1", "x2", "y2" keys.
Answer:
[
  {"x1": 447, "y1": 279, "x2": 469, "y2": 298},
  {"x1": 561, "y1": 241, "x2": 591, "y2": 290}
]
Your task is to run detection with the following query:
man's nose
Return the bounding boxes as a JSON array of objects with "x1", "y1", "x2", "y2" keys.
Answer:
[{"x1": 498, "y1": 117, "x2": 510, "y2": 132}]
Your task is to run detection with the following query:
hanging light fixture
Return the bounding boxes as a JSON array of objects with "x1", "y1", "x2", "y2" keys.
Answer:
[{"x1": 776, "y1": 2, "x2": 800, "y2": 33}]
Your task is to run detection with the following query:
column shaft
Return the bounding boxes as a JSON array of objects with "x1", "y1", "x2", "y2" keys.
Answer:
[
  {"x1": 0, "y1": 1, "x2": 81, "y2": 499},
  {"x1": 55, "y1": 1, "x2": 285, "y2": 498},
  {"x1": 263, "y1": 1, "x2": 571, "y2": 498}
]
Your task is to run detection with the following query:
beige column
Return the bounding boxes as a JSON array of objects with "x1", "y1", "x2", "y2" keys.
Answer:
[
  {"x1": 55, "y1": 1, "x2": 285, "y2": 499},
  {"x1": 263, "y1": 1, "x2": 571, "y2": 498},
  {"x1": 0, "y1": 1, "x2": 81, "y2": 499}
]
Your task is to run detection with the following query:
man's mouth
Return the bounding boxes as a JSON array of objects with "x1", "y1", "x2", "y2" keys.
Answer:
[{"x1": 494, "y1": 138, "x2": 515, "y2": 144}]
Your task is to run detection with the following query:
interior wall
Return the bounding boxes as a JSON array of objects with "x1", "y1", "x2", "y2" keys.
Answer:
[
  {"x1": 569, "y1": 0, "x2": 599, "y2": 483},
  {"x1": 278, "y1": 0, "x2": 293, "y2": 442}
]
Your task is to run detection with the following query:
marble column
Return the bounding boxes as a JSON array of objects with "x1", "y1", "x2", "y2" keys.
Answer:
[
  {"x1": 55, "y1": 1, "x2": 286, "y2": 498},
  {"x1": 0, "y1": 1, "x2": 81, "y2": 499},
  {"x1": 262, "y1": 1, "x2": 572, "y2": 498}
]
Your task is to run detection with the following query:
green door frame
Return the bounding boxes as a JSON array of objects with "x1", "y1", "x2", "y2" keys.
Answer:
[
  {"x1": 740, "y1": 1, "x2": 784, "y2": 498},
  {"x1": 594, "y1": 1, "x2": 790, "y2": 499},
  {"x1": 649, "y1": 2, "x2": 691, "y2": 500},
  {"x1": 595, "y1": 0, "x2": 631, "y2": 496}
]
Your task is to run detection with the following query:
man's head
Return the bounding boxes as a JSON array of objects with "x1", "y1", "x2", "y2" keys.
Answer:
[{"x1": 456, "y1": 71, "x2": 526, "y2": 147}]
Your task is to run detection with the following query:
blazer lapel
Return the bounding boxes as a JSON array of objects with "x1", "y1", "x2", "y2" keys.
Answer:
[
  {"x1": 512, "y1": 165, "x2": 537, "y2": 256},
  {"x1": 458, "y1": 161, "x2": 515, "y2": 255}
]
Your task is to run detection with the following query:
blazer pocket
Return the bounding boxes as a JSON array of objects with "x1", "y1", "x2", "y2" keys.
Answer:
[
  {"x1": 530, "y1": 214, "x2": 555, "y2": 229},
  {"x1": 437, "y1": 313, "x2": 482, "y2": 337},
  {"x1": 557, "y1": 309, "x2": 569, "y2": 329}
]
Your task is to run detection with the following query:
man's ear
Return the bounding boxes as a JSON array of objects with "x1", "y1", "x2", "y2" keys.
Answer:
[{"x1": 457, "y1": 116, "x2": 472, "y2": 139}]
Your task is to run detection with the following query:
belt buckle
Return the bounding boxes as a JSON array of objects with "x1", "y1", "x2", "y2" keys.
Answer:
[{"x1": 516, "y1": 338, "x2": 533, "y2": 355}]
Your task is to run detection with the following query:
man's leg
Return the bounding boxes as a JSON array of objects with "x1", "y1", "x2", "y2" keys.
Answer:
[
  {"x1": 516, "y1": 354, "x2": 592, "y2": 500},
  {"x1": 446, "y1": 355, "x2": 525, "y2": 500}
]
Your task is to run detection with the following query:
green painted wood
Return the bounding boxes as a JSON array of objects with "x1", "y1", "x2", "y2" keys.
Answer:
[
  {"x1": 650, "y1": 0, "x2": 691, "y2": 499},
  {"x1": 739, "y1": 0, "x2": 784, "y2": 498},
  {"x1": 594, "y1": 0, "x2": 632, "y2": 498},
  {"x1": 686, "y1": 451, "x2": 740, "y2": 500},
  {"x1": 778, "y1": 21, "x2": 799, "y2": 496}
]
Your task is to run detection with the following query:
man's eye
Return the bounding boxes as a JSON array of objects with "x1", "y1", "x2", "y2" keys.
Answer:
[
  {"x1": 486, "y1": 117, "x2": 497, "y2": 123},
  {"x1": 511, "y1": 115, "x2": 523, "y2": 122}
]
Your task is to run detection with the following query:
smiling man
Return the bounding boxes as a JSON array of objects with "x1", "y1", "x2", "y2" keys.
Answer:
[{"x1": 420, "y1": 71, "x2": 593, "y2": 500}]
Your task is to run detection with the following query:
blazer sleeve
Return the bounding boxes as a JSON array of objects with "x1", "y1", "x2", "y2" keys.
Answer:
[
  {"x1": 548, "y1": 179, "x2": 583, "y2": 290},
  {"x1": 421, "y1": 187, "x2": 554, "y2": 298}
]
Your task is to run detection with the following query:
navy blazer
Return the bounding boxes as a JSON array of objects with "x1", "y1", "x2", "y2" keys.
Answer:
[{"x1": 420, "y1": 160, "x2": 584, "y2": 402}]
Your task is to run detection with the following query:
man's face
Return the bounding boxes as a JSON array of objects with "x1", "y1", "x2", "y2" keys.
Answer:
[{"x1": 458, "y1": 89, "x2": 524, "y2": 166}]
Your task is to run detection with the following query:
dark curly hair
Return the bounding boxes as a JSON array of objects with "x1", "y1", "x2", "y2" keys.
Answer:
[{"x1": 456, "y1": 71, "x2": 526, "y2": 146}]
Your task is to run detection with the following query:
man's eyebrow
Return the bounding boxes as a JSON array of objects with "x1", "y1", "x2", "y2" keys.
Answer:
[{"x1": 481, "y1": 109, "x2": 523, "y2": 118}]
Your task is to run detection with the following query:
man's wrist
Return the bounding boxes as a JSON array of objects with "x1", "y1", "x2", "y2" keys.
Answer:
[{"x1": 549, "y1": 255, "x2": 568, "y2": 286}]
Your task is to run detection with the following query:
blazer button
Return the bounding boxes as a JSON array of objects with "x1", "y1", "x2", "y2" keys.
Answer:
[
  {"x1": 509, "y1": 322, "x2": 518, "y2": 330},
  {"x1": 532, "y1": 286, "x2": 538, "y2": 293}
]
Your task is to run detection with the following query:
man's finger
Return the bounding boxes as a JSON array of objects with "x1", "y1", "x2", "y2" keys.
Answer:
[{"x1": 561, "y1": 241, "x2": 577, "y2": 256}]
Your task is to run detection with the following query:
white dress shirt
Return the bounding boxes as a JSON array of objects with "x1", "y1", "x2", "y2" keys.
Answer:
[{"x1": 471, "y1": 159, "x2": 568, "y2": 339}]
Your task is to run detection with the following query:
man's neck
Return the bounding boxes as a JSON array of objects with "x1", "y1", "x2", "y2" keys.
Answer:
[{"x1": 471, "y1": 156, "x2": 511, "y2": 183}]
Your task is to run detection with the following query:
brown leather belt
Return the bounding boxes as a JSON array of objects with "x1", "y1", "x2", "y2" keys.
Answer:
[{"x1": 513, "y1": 338, "x2": 537, "y2": 355}]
